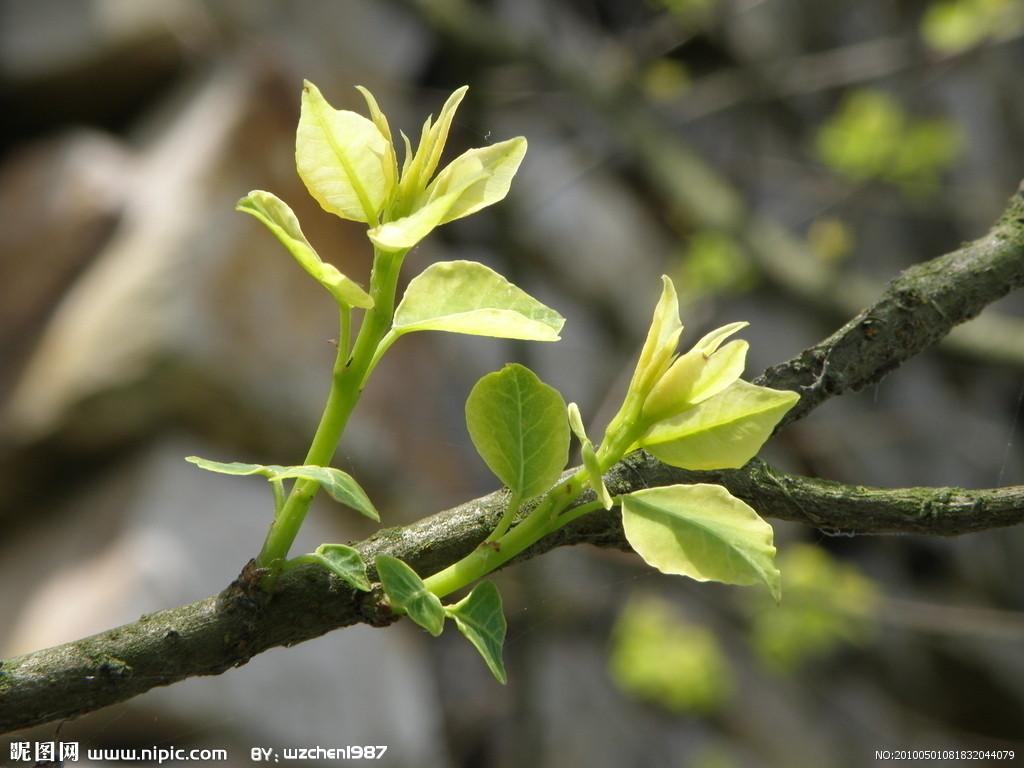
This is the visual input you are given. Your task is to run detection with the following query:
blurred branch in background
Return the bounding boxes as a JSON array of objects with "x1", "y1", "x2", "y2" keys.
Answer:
[{"x1": 398, "y1": 0, "x2": 1024, "y2": 372}]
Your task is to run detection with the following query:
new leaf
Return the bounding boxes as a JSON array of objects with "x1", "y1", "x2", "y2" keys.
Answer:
[
  {"x1": 621, "y1": 484, "x2": 781, "y2": 602},
  {"x1": 640, "y1": 380, "x2": 799, "y2": 470},
  {"x1": 186, "y1": 457, "x2": 379, "y2": 521},
  {"x1": 303, "y1": 544, "x2": 371, "y2": 592},
  {"x1": 236, "y1": 191, "x2": 373, "y2": 308},
  {"x1": 376, "y1": 555, "x2": 445, "y2": 636},
  {"x1": 392, "y1": 260, "x2": 564, "y2": 341},
  {"x1": 466, "y1": 364, "x2": 570, "y2": 500},
  {"x1": 296, "y1": 81, "x2": 395, "y2": 224},
  {"x1": 444, "y1": 581, "x2": 508, "y2": 684},
  {"x1": 272, "y1": 466, "x2": 380, "y2": 522}
]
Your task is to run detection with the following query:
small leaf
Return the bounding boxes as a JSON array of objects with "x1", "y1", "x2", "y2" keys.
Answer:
[
  {"x1": 306, "y1": 544, "x2": 371, "y2": 591},
  {"x1": 567, "y1": 402, "x2": 588, "y2": 443},
  {"x1": 376, "y1": 555, "x2": 445, "y2": 636},
  {"x1": 354, "y1": 85, "x2": 399, "y2": 212},
  {"x1": 641, "y1": 380, "x2": 799, "y2": 470},
  {"x1": 186, "y1": 457, "x2": 278, "y2": 477},
  {"x1": 444, "y1": 581, "x2": 508, "y2": 684},
  {"x1": 581, "y1": 440, "x2": 613, "y2": 509},
  {"x1": 296, "y1": 81, "x2": 395, "y2": 224},
  {"x1": 643, "y1": 322, "x2": 749, "y2": 424},
  {"x1": 684, "y1": 339, "x2": 748, "y2": 405},
  {"x1": 691, "y1": 321, "x2": 749, "y2": 357},
  {"x1": 567, "y1": 403, "x2": 612, "y2": 508},
  {"x1": 272, "y1": 466, "x2": 379, "y2": 522},
  {"x1": 236, "y1": 191, "x2": 373, "y2": 308},
  {"x1": 397, "y1": 86, "x2": 468, "y2": 204},
  {"x1": 369, "y1": 120, "x2": 525, "y2": 249},
  {"x1": 621, "y1": 484, "x2": 781, "y2": 602},
  {"x1": 629, "y1": 276, "x2": 684, "y2": 397},
  {"x1": 187, "y1": 458, "x2": 380, "y2": 521},
  {"x1": 644, "y1": 340, "x2": 748, "y2": 423},
  {"x1": 392, "y1": 260, "x2": 564, "y2": 340},
  {"x1": 466, "y1": 364, "x2": 569, "y2": 500}
]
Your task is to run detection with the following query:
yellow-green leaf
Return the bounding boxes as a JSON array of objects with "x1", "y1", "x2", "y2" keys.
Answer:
[
  {"x1": 272, "y1": 465, "x2": 379, "y2": 522},
  {"x1": 398, "y1": 86, "x2": 468, "y2": 204},
  {"x1": 621, "y1": 484, "x2": 781, "y2": 602},
  {"x1": 354, "y1": 85, "x2": 399, "y2": 213},
  {"x1": 630, "y1": 276, "x2": 684, "y2": 397},
  {"x1": 367, "y1": 188, "x2": 465, "y2": 251},
  {"x1": 306, "y1": 544, "x2": 371, "y2": 592},
  {"x1": 369, "y1": 138, "x2": 528, "y2": 251},
  {"x1": 643, "y1": 322, "x2": 749, "y2": 422},
  {"x1": 581, "y1": 440, "x2": 613, "y2": 509},
  {"x1": 186, "y1": 456, "x2": 274, "y2": 476},
  {"x1": 427, "y1": 138, "x2": 528, "y2": 224},
  {"x1": 392, "y1": 260, "x2": 564, "y2": 340},
  {"x1": 567, "y1": 402, "x2": 612, "y2": 508},
  {"x1": 641, "y1": 379, "x2": 799, "y2": 470},
  {"x1": 236, "y1": 191, "x2": 372, "y2": 308},
  {"x1": 296, "y1": 81, "x2": 394, "y2": 224}
]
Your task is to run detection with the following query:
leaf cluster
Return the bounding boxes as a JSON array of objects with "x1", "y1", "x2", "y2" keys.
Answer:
[{"x1": 189, "y1": 82, "x2": 796, "y2": 682}]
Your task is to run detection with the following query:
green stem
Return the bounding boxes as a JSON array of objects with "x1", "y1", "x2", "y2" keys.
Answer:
[
  {"x1": 422, "y1": 415, "x2": 646, "y2": 600},
  {"x1": 256, "y1": 246, "x2": 407, "y2": 571},
  {"x1": 485, "y1": 491, "x2": 522, "y2": 543},
  {"x1": 552, "y1": 498, "x2": 608, "y2": 529},
  {"x1": 338, "y1": 304, "x2": 352, "y2": 362},
  {"x1": 423, "y1": 469, "x2": 588, "y2": 599}
]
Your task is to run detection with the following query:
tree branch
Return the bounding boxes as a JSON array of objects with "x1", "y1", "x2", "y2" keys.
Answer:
[
  {"x1": 6, "y1": 444, "x2": 1024, "y2": 732},
  {"x1": 756, "y1": 179, "x2": 1024, "y2": 425}
]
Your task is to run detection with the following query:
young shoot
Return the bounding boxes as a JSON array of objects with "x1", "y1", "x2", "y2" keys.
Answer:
[{"x1": 189, "y1": 82, "x2": 798, "y2": 683}]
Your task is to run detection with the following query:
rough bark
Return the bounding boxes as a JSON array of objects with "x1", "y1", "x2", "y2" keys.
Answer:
[{"x1": 757, "y1": 180, "x2": 1024, "y2": 425}]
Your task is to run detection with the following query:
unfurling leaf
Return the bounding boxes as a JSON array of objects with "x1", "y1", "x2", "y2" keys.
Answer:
[
  {"x1": 305, "y1": 544, "x2": 371, "y2": 592},
  {"x1": 629, "y1": 275, "x2": 684, "y2": 397},
  {"x1": 376, "y1": 555, "x2": 445, "y2": 636},
  {"x1": 392, "y1": 260, "x2": 564, "y2": 340},
  {"x1": 236, "y1": 191, "x2": 373, "y2": 308},
  {"x1": 367, "y1": 188, "x2": 467, "y2": 251},
  {"x1": 370, "y1": 138, "x2": 527, "y2": 251},
  {"x1": 643, "y1": 322, "x2": 748, "y2": 422},
  {"x1": 444, "y1": 581, "x2": 508, "y2": 683},
  {"x1": 621, "y1": 484, "x2": 781, "y2": 602},
  {"x1": 640, "y1": 380, "x2": 799, "y2": 470},
  {"x1": 427, "y1": 138, "x2": 528, "y2": 225},
  {"x1": 466, "y1": 364, "x2": 569, "y2": 500},
  {"x1": 568, "y1": 402, "x2": 612, "y2": 509},
  {"x1": 581, "y1": 440, "x2": 613, "y2": 509},
  {"x1": 396, "y1": 86, "x2": 468, "y2": 206}
]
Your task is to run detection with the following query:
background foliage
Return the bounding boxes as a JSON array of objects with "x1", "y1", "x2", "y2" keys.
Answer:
[{"x1": 2, "y1": 0, "x2": 1023, "y2": 765}]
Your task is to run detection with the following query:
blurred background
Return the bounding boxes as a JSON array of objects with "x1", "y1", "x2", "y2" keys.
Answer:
[{"x1": 2, "y1": 0, "x2": 1024, "y2": 765}]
